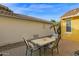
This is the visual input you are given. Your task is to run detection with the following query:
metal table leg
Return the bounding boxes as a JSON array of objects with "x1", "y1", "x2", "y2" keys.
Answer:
[
  {"x1": 44, "y1": 45, "x2": 47, "y2": 56},
  {"x1": 44, "y1": 46, "x2": 46, "y2": 56},
  {"x1": 39, "y1": 48, "x2": 41, "y2": 56}
]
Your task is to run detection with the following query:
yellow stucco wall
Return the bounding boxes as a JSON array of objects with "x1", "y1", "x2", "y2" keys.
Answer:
[
  {"x1": 61, "y1": 16, "x2": 79, "y2": 42},
  {"x1": 0, "y1": 15, "x2": 53, "y2": 46}
]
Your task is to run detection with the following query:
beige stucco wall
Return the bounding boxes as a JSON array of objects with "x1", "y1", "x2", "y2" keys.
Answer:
[{"x1": 0, "y1": 15, "x2": 53, "y2": 46}]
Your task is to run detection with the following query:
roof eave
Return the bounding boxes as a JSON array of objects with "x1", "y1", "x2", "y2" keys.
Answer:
[
  {"x1": 0, "y1": 13, "x2": 52, "y2": 24},
  {"x1": 61, "y1": 14, "x2": 79, "y2": 19}
]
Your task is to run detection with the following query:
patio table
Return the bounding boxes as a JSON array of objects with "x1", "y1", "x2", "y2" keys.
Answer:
[{"x1": 30, "y1": 37, "x2": 55, "y2": 55}]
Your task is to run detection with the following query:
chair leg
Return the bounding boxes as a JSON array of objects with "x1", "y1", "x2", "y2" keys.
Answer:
[
  {"x1": 57, "y1": 47, "x2": 59, "y2": 54},
  {"x1": 44, "y1": 47, "x2": 46, "y2": 56},
  {"x1": 25, "y1": 47, "x2": 28, "y2": 56},
  {"x1": 31, "y1": 49, "x2": 33, "y2": 56},
  {"x1": 26, "y1": 49, "x2": 27, "y2": 56},
  {"x1": 51, "y1": 48, "x2": 53, "y2": 55}
]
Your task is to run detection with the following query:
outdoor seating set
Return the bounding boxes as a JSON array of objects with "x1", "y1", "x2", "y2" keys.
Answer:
[{"x1": 23, "y1": 34, "x2": 61, "y2": 56}]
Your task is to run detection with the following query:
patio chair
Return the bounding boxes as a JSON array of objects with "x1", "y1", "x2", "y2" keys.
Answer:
[
  {"x1": 48, "y1": 34, "x2": 61, "y2": 55},
  {"x1": 23, "y1": 37, "x2": 40, "y2": 56}
]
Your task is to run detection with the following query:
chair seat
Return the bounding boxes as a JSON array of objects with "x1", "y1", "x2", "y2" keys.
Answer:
[
  {"x1": 28, "y1": 42, "x2": 39, "y2": 50},
  {"x1": 47, "y1": 36, "x2": 57, "y2": 49},
  {"x1": 48, "y1": 42, "x2": 56, "y2": 48},
  {"x1": 30, "y1": 46, "x2": 39, "y2": 50}
]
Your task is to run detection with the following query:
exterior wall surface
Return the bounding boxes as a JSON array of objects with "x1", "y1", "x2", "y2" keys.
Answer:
[
  {"x1": 0, "y1": 16, "x2": 52, "y2": 56},
  {"x1": 61, "y1": 16, "x2": 79, "y2": 42},
  {"x1": 0, "y1": 15, "x2": 53, "y2": 46}
]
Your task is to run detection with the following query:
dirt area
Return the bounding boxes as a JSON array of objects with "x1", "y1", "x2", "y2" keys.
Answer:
[{"x1": 57, "y1": 39, "x2": 79, "y2": 56}]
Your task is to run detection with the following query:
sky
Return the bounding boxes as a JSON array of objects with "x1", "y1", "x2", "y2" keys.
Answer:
[{"x1": 1, "y1": 3, "x2": 79, "y2": 21}]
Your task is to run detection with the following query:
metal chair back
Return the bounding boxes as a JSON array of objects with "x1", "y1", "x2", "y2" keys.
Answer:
[
  {"x1": 55, "y1": 34, "x2": 61, "y2": 47},
  {"x1": 23, "y1": 37, "x2": 34, "y2": 49},
  {"x1": 23, "y1": 37, "x2": 29, "y2": 48},
  {"x1": 55, "y1": 23, "x2": 61, "y2": 47}
]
